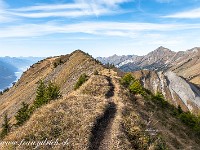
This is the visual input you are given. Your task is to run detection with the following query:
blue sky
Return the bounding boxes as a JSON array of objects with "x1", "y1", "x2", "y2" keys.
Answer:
[{"x1": 0, "y1": 0, "x2": 200, "y2": 57}]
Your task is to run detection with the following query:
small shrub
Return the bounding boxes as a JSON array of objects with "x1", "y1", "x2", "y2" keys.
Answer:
[
  {"x1": 33, "y1": 80, "x2": 47, "y2": 108},
  {"x1": 3, "y1": 88, "x2": 9, "y2": 93},
  {"x1": 104, "y1": 63, "x2": 115, "y2": 69},
  {"x1": 94, "y1": 70, "x2": 99, "y2": 75},
  {"x1": 129, "y1": 80, "x2": 145, "y2": 96},
  {"x1": 179, "y1": 112, "x2": 200, "y2": 130},
  {"x1": 59, "y1": 59, "x2": 63, "y2": 64},
  {"x1": 0, "y1": 114, "x2": 10, "y2": 139},
  {"x1": 177, "y1": 105, "x2": 183, "y2": 114},
  {"x1": 15, "y1": 102, "x2": 30, "y2": 126},
  {"x1": 74, "y1": 74, "x2": 88, "y2": 90},
  {"x1": 53, "y1": 58, "x2": 64, "y2": 68},
  {"x1": 34, "y1": 80, "x2": 60, "y2": 108},
  {"x1": 152, "y1": 92, "x2": 168, "y2": 108},
  {"x1": 53, "y1": 62, "x2": 58, "y2": 68},
  {"x1": 120, "y1": 73, "x2": 135, "y2": 88},
  {"x1": 46, "y1": 82, "x2": 61, "y2": 100}
]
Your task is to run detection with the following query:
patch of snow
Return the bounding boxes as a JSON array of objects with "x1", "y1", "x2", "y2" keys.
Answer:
[{"x1": 117, "y1": 59, "x2": 135, "y2": 67}]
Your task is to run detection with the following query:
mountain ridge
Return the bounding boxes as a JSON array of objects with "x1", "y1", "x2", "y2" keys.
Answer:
[
  {"x1": 97, "y1": 46, "x2": 200, "y2": 86},
  {"x1": 0, "y1": 50, "x2": 199, "y2": 149}
]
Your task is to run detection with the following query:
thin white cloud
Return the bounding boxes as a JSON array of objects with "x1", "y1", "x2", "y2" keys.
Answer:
[
  {"x1": 0, "y1": 21, "x2": 200, "y2": 38},
  {"x1": 9, "y1": 10, "x2": 111, "y2": 18},
  {"x1": 10, "y1": 4, "x2": 88, "y2": 12},
  {"x1": 7, "y1": 0, "x2": 131, "y2": 18},
  {"x1": 164, "y1": 8, "x2": 200, "y2": 18},
  {"x1": 75, "y1": 0, "x2": 131, "y2": 7},
  {"x1": 155, "y1": 0, "x2": 174, "y2": 3},
  {"x1": 0, "y1": 0, "x2": 13, "y2": 22}
]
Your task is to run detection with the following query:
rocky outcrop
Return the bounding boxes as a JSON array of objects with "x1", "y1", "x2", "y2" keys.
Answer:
[{"x1": 132, "y1": 70, "x2": 200, "y2": 113}]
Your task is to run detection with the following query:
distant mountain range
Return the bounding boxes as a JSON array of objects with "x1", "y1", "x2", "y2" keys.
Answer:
[
  {"x1": 97, "y1": 46, "x2": 200, "y2": 86},
  {"x1": 0, "y1": 57, "x2": 43, "y2": 91}
]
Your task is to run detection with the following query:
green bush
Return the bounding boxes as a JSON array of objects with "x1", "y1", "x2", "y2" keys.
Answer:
[
  {"x1": 53, "y1": 59, "x2": 63, "y2": 68},
  {"x1": 74, "y1": 74, "x2": 88, "y2": 90},
  {"x1": 3, "y1": 88, "x2": 9, "y2": 93},
  {"x1": 179, "y1": 112, "x2": 200, "y2": 130},
  {"x1": 94, "y1": 70, "x2": 99, "y2": 75},
  {"x1": 177, "y1": 105, "x2": 183, "y2": 114},
  {"x1": 33, "y1": 80, "x2": 60, "y2": 109},
  {"x1": 120, "y1": 73, "x2": 135, "y2": 87},
  {"x1": 46, "y1": 82, "x2": 61, "y2": 100},
  {"x1": 152, "y1": 92, "x2": 168, "y2": 108},
  {"x1": 104, "y1": 63, "x2": 115, "y2": 69},
  {"x1": 33, "y1": 80, "x2": 47, "y2": 108},
  {"x1": 53, "y1": 62, "x2": 58, "y2": 68},
  {"x1": 129, "y1": 80, "x2": 145, "y2": 96},
  {"x1": 0, "y1": 113, "x2": 10, "y2": 139},
  {"x1": 179, "y1": 112, "x2": 200, "y2": 135},
  {"x1": 15, "y1": 102, "x2": 30, "y2": 126}
]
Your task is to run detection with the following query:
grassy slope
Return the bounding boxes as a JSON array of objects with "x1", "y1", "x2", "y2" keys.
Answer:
[{"x1": 0, "y1": 50, "x2": 103, "y2": 128}]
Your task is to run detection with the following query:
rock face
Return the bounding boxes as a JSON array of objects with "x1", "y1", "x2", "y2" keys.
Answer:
[{"x1": 132, "y1": 70, "x2": 200, "y2": 113}]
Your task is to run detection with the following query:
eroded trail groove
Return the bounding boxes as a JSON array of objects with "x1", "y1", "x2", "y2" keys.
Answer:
[
  {"x1": 89, "y1": 76, "x2": 117, "y2": 150},
  {"x1": 105, "y1": 76, "x2": 115, "y2": 99},
  {"x1": 89, "y1": 102, "x2": 117, "y2": 150}
]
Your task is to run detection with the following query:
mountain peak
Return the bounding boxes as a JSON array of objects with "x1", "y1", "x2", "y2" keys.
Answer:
[
  {"x1": 187, "y1": 47, "x2": 200, "y2": 53},
  {"x1": 155, "y1": 46, "x2": 171, "y2": 52}
]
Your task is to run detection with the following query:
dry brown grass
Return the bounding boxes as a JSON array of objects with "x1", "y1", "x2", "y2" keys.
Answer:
[
  {"x1": 0, "y1": 50, "x2": 103, "y2": 128},
  {"x1": 3, "y1": 74, "x2": 110, "y2": 149}
]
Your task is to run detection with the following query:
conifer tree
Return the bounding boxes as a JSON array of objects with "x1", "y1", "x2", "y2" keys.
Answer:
[
  {"x1": 129, "y1": 80, "x2": 144, "y2": 95},
  {"x1": 34, "y1": 80, "x2": 47, "y2": 108},
  {"x1": 120, "y1": 73, "x2": 135, "y2": 87},
  {"x1": 46, "y1": 82, "x2": 60, "y2": 101},
  {"x1": 15, "y1": 102, "x2": 30, "y2": 126},
  {"x1": 74, "y1": 74, "x2": 88, "y2": 90},
  {"x1": 178, "y1": 105, "x2": 183, "y2": 114},
  {"x1": 0, "y1": 113, "x2": 10, "y2": 138}
]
